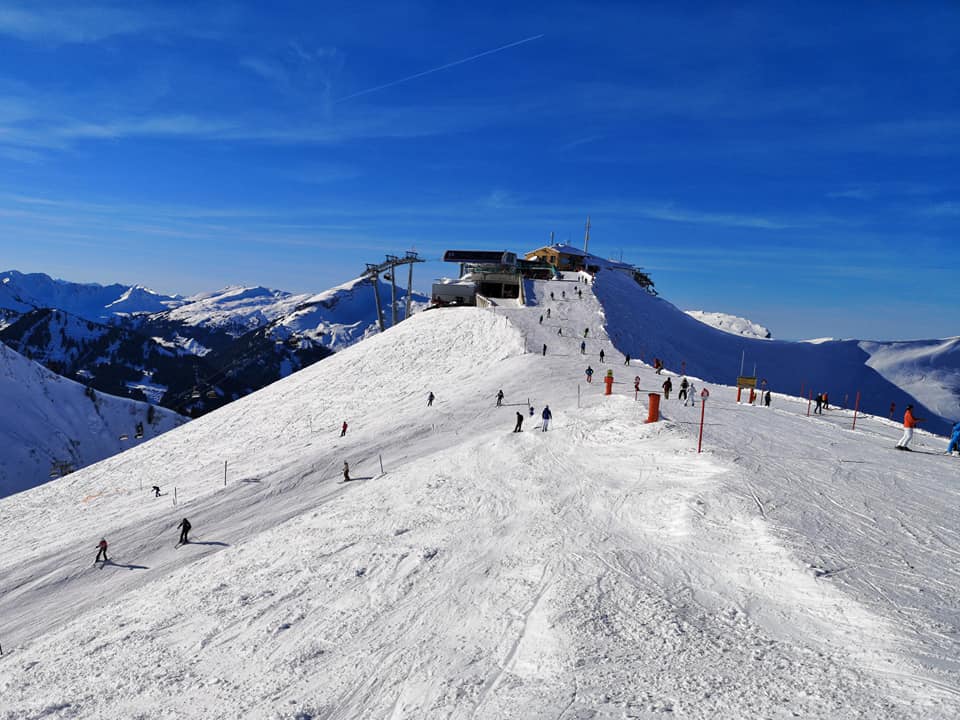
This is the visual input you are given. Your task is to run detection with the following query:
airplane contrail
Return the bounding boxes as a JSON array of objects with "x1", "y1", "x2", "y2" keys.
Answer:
[{"x1": 335, "y1": 33, "x2": 545, "y2": 103}]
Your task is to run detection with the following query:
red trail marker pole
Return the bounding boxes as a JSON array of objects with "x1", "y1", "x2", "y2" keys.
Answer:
[
  {"x1": 697, "y1": 398, "x2": 706, "y2": 453},
  {"x1": 851, "y1": 391, "x2": 861, "y2": 430},
  {"x1": 807, "y1": 391, "x2": 812, "y2": 417}
]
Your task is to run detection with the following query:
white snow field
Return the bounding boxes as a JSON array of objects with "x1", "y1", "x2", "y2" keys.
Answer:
[
  {"x1": 2, "y1": 275, "x2": 959, "y2": 719},
  {"x1": 684, "y1": 310, "x2": 772, "y2": 340}
]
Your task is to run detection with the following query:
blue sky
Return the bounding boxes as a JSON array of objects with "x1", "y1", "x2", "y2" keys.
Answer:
[{"x1": 0, "y1": 1, "x2": 957, "y2": 340}]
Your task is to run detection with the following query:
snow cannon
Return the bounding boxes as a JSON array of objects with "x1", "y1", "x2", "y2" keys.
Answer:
[
  {"x1": 646, "y1": 393, "x2": 660, "y2": 423},
  {"x1": 604, "y1": 369, "x2": 614, "y2": 396}
]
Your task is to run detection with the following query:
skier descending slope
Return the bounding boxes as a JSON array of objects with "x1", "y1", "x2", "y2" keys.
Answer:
[
  {"x1": 177, "y1": 518, "x2": 191, "y2": 545},
  {"x1": 895, "y1": 404, "x2": 924, "y2": 451},
  {"x1": 94, "y1": 538, "x2": 108, "y2": 564},
  {"x1": 945, "y1": 421, "x2": 960, "y2": 455},
  {"x1": 513, "y1": 412, "x2": 524, "y2": 433},
  {"x1": 541, "y1": 405, "x2": 552, "y2": 432}
]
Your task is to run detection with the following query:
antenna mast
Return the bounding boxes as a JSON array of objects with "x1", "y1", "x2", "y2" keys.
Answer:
[{"x1": 583, "y1": 216, "x2": 591, "y2": 254}]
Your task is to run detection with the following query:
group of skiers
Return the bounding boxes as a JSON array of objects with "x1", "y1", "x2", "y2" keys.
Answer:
[
  {"x1": 94, "y1": 517, "x2": 191, "y2": 564},
  {"x1": 499, "y1": 390, "x2": 552, "y2": 432}
]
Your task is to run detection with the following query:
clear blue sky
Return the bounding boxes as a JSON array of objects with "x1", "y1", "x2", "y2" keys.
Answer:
[{"x1": 0, "y1": 1, "x2": 957, "y2": 340}]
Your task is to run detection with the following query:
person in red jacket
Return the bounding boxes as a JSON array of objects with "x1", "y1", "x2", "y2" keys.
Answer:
[
  {"x1": 340, "y1": 421, "x2": 348, "y2": 437},
  {"x1": 95, "y1": 538, "x2": 108, "y2": 564},
  {"x1": 895, "y1": 404, "x2": 924, "y2": 451}
]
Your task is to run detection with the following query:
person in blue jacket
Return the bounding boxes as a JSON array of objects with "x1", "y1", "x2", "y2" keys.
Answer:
[
  {"x1": 541, "y1": 405, "x2": 552, "y2": 432},
  {"x1": 947, "y1": 421, "x2": 960, "y2": 455}
]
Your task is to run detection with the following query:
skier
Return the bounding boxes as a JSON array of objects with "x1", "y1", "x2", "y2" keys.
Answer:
[
  {"x1": 550, "y1": 292, "x2": 554, "y2": 300},
  {"x1": 152, "y1": 485, "x2": 161, "y2": 497},
  {"x1": 654, "y1": 359, "x2": 663, "y2": 375},
  {"x1": 542, "y1": 344, "x2": 547, "y2": 356},
  {"x1": 514, "y1": 412, "x2": 524, "y2": 433},
  {"x1": 678, "y1": 377, "x2": 689, "y2": 402},
  {"x1": 585, "y1": 365, "x2": 594, "y2": 383},
  {"x1": 584, "y1": 328, "x2": 589, "y2": 338},
  {"x1": 427, "y1": 392, "x2": 435, "y2": 407},
  {"x1": 496, "y1": 389, "x2": 504, "y2": 407},
  {"x1": 634, "y1": 376, "x2": 640, "y2": 394},
  {"x1": 342, "y1": 461, "x2": 351, "y2": 482},
  {"x1": 177, "y1": 518, "x2": 191, "y2": 545},
  {"x1": 946, "y1": 421, "x2": 960, "y2": 455},
  {"x1": 562, "y1": 290, "x2": 566, "y2": 299},
  {"x1": 624, "y1": 354, "x2": 631, "y2": 366},
  {"x1": 557, "y1": 327, "x2": 562, "y2": 336},
  {"x1": 599, "y1": 349, "x2": 605, "y2": 363},
  {"x1": 764, "y1": 391, "x2": 772, "y2": 407},
  {"x1": 541, "y1": 405, "x2": 552, "y2": 432},
  {"x1": 546, "y1": 308, "x2": 551, "y2": 318},
  {"x1": 580, "y1": 340, "x2": 586, "y2": 355},
  {"x1": 578, "y1": 288, "x2": 582, "y2": 299},
  {"x1": 814, "y1": 393, "x2": 823, "y2": 415},
  {"x1": 340, "y1": 421, "x2": 348, "y2": 437},
  {"x1": 662, "y1": 377, "x2": 672, "y2": 399},
  {"x1": 539, "y1": 314, "x2": 543, "y2": 325},
  {"x1": 685, "y1": 382, "x2": 697, "y2": 406},
  {"x1": 823, "y1": 393, "x2": 830, "y2": 410},
  {"x1": 895, "y1": 404, "x2": 924, "y2": 450},
  {"x1": 95, "y1": 538, "x2": 108, "y2": 563}
]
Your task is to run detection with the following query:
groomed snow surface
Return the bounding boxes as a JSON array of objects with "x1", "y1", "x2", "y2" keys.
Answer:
[{"x1": 2, "y1": 278, "x2": 960, "y2": 719}]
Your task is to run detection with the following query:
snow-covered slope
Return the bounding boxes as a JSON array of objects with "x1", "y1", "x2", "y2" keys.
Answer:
[
  {"x1": 595, "y1": 269, "x2": 959, "y2": 434},
  {"x1": 0, "y1": 342, "x2": 185, "y2": 497},
  {"x1": 686, "y1": 309, "x2": 772, "y2": 339},
  {"x1": 0, "y1": 270, "x2": 183, "y2": 321},
  {"x1": 2, "y1": 279, "x2": 959, "y2": 718}
]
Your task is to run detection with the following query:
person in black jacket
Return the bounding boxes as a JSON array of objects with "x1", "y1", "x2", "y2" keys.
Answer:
[
  {"x1": 177, "y1": 518, "x2": 192, "y2": 545},
  {"x1": 513, "y1": 412, "x2": 524, "y2": 432}
]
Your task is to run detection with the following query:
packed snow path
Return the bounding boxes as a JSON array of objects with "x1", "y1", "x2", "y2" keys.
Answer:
[{"x1": 1, "y1": 276, "x2": 959, "y2": 719}]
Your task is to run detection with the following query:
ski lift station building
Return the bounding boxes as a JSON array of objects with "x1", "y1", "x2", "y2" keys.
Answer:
[{"x1": 432, "y1": 250, "x2": 523, "y2": 306}]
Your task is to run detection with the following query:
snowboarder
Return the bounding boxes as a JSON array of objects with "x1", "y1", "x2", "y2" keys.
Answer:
[
  {"x1": 343, "y1": 461, "x2": 351, "y2": 482},
  {"x1": 340, "y1": 421, "x2": 348, "y2": 437},
  {"x1": 152, "y1": 485, "x2": 161, "y2": 497},
  {"x1": 514, "y1": 412, "x2": 524, "y2": 433},
  {"x1": 946, "y1": 421, "x2": 960, "y2": 455},
  {"x1": 624, "y1": 354, "x2": 631, "y2": 365},
  {"x1": 496, "y1": 389, "x2": 504, "y2": 407},
  {"x1": 177, "y1": 518, "x2": 191, "y2": 545},
  {"x1": 599, "y1": 349, "x2": 605, "y2": 363},
  {"x1": 814, "y1": 393, "x2": 823, "y2": 415},
  {"x1": 764, "y1": 391, "x2": 771, "y2": 407},
  {"x1": 678, "y1": 377, "x2": 689, "y2": 401},
  {"x1": 585, "y1": 365, "x2": 594, "y2": 383},
  {"x1": 541, "y1": 405, "x2": 552, "y2": 432},
  {"x1": 580, "y1": 340, "x2": 586, "y2": 354},
  {"x1": 95, "y1": 538, "x2": 108, "y2": 563},
  {"x1": 895, "y1": 404, "x2": 924, "y2": 450},
  {"x1": 542, "y1": 344, "x2": 547, "y2": 356},
  {"x1": 427, "y1": 392, "x2": 435, "y2": 407},
  {"x1": 662, "y1": 377, "x2": 672, "y2": 399}
]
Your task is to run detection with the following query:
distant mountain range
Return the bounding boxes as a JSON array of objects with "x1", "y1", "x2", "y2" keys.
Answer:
[{"x1": 0, "y1": 270, "x2": 427, "y2": 416}]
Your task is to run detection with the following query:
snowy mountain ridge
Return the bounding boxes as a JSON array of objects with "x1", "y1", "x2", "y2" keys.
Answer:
[
  {"x1": 1, "y1": 276, "x2": 959, "y2": 718},
  {"x1": 685, "y1": 309, "x2": 772, "y2": 339}
]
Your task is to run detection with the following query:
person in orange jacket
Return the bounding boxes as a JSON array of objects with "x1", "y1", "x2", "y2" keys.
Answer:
[{"x1": 895, "y1": 404, "x2": 924, "y2": 451}]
